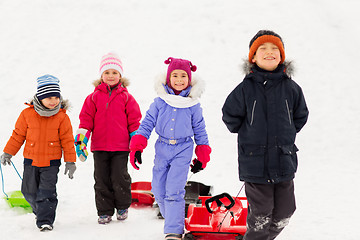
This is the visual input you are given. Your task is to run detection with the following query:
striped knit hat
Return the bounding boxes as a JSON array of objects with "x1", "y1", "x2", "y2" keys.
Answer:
[
  {"x1": 99, "y1": 52, "x2": 124, "y2": 77},
  {"x1": 36, "y1": 74, "x2": 61, "y2": 100},
  {"x1": 248, "y1": 30, "x2": 285, "y2": 64}
]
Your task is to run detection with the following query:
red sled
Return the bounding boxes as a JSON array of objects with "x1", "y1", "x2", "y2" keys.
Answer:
[
  {"x1": 184, "y1": 193, "x2": 248, "y2": 240},
  {"x1": 130, "y1": 181, "x2": 155, "y2": 207}
]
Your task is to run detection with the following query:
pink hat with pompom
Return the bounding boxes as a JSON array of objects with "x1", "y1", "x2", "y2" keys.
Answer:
[{"x1": 164, "y1": 57, "x2": 197, "y2": 85}]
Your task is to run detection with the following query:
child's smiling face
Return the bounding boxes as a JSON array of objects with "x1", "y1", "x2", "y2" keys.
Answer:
[
  {"x1": 41, "y1": 97, "x2": 60, "y2": 109},
  {"x1": 169, "y1": 69, "x2": 189, "y2": 91},
  {"x1": 102, "y1": 69, "x2": 121, "y2": 86},
  {"x1": 252, "y1": 42, "x2": 281, "y2": 71}
]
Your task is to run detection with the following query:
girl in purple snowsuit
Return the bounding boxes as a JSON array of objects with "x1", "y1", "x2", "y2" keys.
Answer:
[{"x1": 129, "y1": 57, "x2": 211, "y2": 240}]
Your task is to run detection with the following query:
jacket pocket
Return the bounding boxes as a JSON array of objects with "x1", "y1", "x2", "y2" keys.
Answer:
[
  {"x1": 48, "y1": 141, "x2": 62, "y2": 156},
  {"x1": 24, "y1": 140, "x2": 36, "y2": 156},
  {"x1": 279, "y1": 144, "x2": 299, "y2": 174},
  {"x1": 239, "y1": 144, "x2": 266, "y2": 177}
]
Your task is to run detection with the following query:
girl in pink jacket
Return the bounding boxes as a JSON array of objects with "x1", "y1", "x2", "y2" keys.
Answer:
[{"x1": 75, "y1": 53, "x2": 142, "y2": 224}]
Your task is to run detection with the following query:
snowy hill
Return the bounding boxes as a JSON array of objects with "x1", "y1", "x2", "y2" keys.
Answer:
[{"x1": 1, "y1": 0, "x2": 360, "y2": 239}]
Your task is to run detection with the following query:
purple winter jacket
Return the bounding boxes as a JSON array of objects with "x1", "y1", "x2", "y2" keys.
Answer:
[
  {"x1": 136, "y1": 76, "x2": 209, "y2": 146},
  {"x1": 79, "y1": 79, "x2": 142, "y2": 152}
]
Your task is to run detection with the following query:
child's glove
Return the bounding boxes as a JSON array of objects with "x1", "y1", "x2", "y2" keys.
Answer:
[
  {"x1": 130, "y1": 151, "x2": 142, "y2": 170},
  {"x1": 74, "y1": 128, "x2": 90, "y2": 162},
  {"x1": 0, "y1": 153, "x2": 12, "y2": 166},
  {"x1": 194, "y1": 145, "x2": 212, "y2": 169},
  {"x1": 190, "y1": 158, "x2": 203, "y2": 173},
  {"x1": 64, "y1": 162, "x2": 76, "y2": 179},
  {"x1": 129, "y1": 134, "x2": 148, "y2": 170}
]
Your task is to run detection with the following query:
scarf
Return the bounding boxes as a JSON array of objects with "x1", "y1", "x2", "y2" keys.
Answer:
[
  {"x1": 33, "y1": 95, "x2": 61, "y2": 117},
  {"x1": 159, "y1": 84, "x2": 199, "y2": 108}
]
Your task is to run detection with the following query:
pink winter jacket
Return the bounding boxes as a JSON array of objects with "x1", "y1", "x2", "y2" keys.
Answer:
[{"x1": 79, "y1": 79, "x2": 141, "y2": 152}]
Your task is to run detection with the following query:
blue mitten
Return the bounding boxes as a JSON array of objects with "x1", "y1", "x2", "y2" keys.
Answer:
[{"x1": 74, "y1": 128, "x2": 90, "y2": 162}]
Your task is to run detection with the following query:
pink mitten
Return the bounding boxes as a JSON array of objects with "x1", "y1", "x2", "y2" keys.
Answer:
[
  {"x1": 195, "y1": 145, "x2": 212, "y2": 169},
  {"x1": 129, "y1": 135, "x2": 148, "y2": 170}
]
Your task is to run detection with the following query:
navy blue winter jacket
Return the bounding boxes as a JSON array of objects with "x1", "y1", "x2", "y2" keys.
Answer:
[{"x1": 222, "y1": 63, "x2": 308, "y2": 184}]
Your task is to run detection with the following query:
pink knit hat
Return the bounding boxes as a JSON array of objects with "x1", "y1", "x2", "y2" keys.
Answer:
[
  {"x1": 99, "y1": 52, "x2": 124, "y2": 77},
  {"x1": 164, "y1": 57, "x2": 197, "y2": 85}
]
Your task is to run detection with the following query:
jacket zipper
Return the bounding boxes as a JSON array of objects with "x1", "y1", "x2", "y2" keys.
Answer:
[
  {"x1": 250, "y1": 100, "x2": 256, "y2": 125},
  {"x1": 107, "y1": 87, "x2": 113, "y2": 109},
  {"x1": 285, "y1": 99, "x2": 292, "y2": 125}
]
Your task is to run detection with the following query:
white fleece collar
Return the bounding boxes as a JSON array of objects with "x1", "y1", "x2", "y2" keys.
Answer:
[
  {"x1": 159, "y1": 93, "x2": 199, "y2": 108},
  {"x1": 154, "y1": 74, "x2": 205, "y2": 108}
]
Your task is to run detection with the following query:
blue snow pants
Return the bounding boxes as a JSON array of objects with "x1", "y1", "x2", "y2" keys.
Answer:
[
  {"x1": 21, "y1": 164, "x2": 59, "y2": 228},
  {"x1": 151, "y1": 139, "x2": 193, "y2": 234}
]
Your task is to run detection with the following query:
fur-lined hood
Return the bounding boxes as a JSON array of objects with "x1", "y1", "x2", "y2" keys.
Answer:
[
  {"x1": 92, "y1": 77, "x2": 130, "y2": 88},
  {"x1": 153, "y1": 74, "x2": 205, "y2": 108},
  {"x1": 242, "y1": 59, "x2": 295, "y2": 78},
  {"x1": 28, "y1": 97, "x2": 71, "y2": 111},
  {"x1": 154, "y1": 74, "x2": 205, "y2": 99}
]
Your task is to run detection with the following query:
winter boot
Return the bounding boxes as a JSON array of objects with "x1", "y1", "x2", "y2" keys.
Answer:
[
  {"x1": 98, "y1": 215, "x2": 112, "y2": 224},
  {"x1": 153, "y1": 201, "x2": 164, "y2": 219},
  {"x1": 116, "y1": 209, "x2": 128, "y2": 220},
  {"x1": 165, "y1": 233, "x2": 182, "y2": 240},
  {"x1": 39, "y1": 224, "x2": 53, "y2": 232}
]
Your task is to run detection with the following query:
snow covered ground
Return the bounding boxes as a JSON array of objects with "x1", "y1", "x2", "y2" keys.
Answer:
[{"x1": 1, "y1": 0, "x2": 360, "y2": 239}]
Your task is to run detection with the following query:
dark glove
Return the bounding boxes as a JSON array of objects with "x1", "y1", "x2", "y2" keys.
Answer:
[
  {"x1": 129, "y1": 134, "x2": 147, "y2": 170},
  {"x1": 130, "y1": 151, "x2": 142, "y2": 170},
  {"x1": 190, "y1": 158, "x2": 203, "y2": 173},
  {"x1": 64, "y1": 162, "x2": 76, "y2": 179}
]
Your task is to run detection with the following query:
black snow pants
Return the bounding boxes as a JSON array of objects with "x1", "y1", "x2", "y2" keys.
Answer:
[
  {"x1": 243, "y1": 180, "x2": 296, "y2": 240},
  {"x1": 21, "y1": 164, "x2": 59, "y2": 228},
  {"x1": 93, "y1": 151, "x2": 132, "y2": 216}
]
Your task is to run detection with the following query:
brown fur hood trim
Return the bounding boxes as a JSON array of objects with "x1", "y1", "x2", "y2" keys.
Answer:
[
  {"x1": 242, "y1": 59, "x2": 295, "y2": 78},
  {"x1": 92, "y1": 77, "x2": 130, "y2": 88},
  {"x1": 61, "y1": 99, "x2": 71, "y2": 110}
]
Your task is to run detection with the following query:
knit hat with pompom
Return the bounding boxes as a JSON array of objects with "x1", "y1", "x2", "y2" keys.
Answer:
[{"x1": 164, "y1": 57, "x2": 197, "y2": 85}]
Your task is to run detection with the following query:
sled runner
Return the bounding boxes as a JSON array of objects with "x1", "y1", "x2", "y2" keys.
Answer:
[
  {"x1": 131, "y1": 181, "x2": 155, "y2": 207},
  {"x1": 184, "y1": 193, "x2": 247, "y2": 240}
]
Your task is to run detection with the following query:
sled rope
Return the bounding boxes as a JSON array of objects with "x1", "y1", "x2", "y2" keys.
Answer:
[
  {"x1": 217, "y1": 182, "x2": 245, "y2": 232},
  {"x1": 0, "y1": 163, "x2": 9, "y2": 199},
  {"x1": 0, "y1": 161, "x2": 23, "y2": 199},
  {"x1": 11, "y1": 162, "x2": 23, "y2": 181},
  {"x1": 234, "y1": 182, "x2": 245, "y2": 201}
]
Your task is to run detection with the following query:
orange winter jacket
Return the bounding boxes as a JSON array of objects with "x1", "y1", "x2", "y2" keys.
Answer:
[{"x1": 4, "y1": 103, "x2": 76, "y2": 167}]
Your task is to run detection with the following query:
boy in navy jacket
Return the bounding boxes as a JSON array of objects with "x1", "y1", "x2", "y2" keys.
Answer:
[{"x1": 222, "y1": 30, "x2": 308, "y2": 240}]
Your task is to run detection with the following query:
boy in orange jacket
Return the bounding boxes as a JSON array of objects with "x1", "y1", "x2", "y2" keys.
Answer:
[{"x1": 0, "y1": 75, "x2": 76, "y2": 231}]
